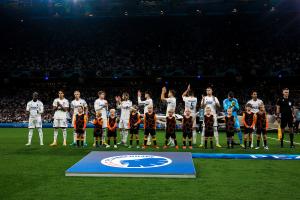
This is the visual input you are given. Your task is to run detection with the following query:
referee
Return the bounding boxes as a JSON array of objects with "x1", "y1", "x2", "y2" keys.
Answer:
[{"x1": 276, "y1": 88, "x2": 296, "y2": 148}]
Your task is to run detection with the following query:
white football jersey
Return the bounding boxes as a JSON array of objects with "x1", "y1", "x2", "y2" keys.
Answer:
[
  {"x1": 53, "y1": 98, "x2": 69, "y2": 119},
  {"x1": 165, "y1": 97, "x2": 176, "y2": 114},
  {"x1": 183, "y1": 96, "x2": 197, "y2": 113},
  {"x1": 26, "y1": 100, "x2": 44, "y2": 119},
  {"x1": 202, "y1": 96, "x2": 220, "y2": 115},
  {"x1": 118, "y1": 100, "x2": 132, "y2": 120},
  {"x1": 138, "y1": 97, "x2": 153, "y2": 114},
  {"x1": 94, "y1": 98, "x2": 108, "y2": 118},
  {"x1": 247, "y1": 99, "x2": 263, "y2": 113},
  {"x1": 71, "y1": 98, "x2": 88, "y2": 115}
]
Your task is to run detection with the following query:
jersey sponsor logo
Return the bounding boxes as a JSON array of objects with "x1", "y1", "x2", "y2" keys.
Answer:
[{"x1": 101, "y1": 155, "x2": 172, "y2": 168}]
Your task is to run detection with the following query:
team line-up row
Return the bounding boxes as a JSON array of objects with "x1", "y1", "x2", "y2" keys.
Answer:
[{"x1": 24, "y1": 86, "x2": 296, "y2": 149}]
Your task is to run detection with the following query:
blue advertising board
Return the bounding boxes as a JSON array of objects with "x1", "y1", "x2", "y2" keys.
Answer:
[
  {"x1": 192, "y1": 153, "x2": 300, "y2": 160},
  {"x1": 66, "y1": 151, "x2": 196, "y2": 178}
]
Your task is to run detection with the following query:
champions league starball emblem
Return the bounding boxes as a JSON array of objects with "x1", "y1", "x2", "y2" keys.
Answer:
[{"x1": 101, "y1": 155, "x2": 172, "y2": 168}]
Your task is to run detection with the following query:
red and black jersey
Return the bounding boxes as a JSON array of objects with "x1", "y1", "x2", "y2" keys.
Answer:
[
  {"x1": 244, "y1": 112, "x2": 255, "y2": 127},
  {"x1": 93, "y1": 117, "x2": 103, "y2": 132},
  {"x1": 204, "y1": 115, "x2": 214, "y2": 133},
  {"x1": 108, "y1": 116, "x2": 117, "y2": 128},
  {"x1": 129, "y1": 113, "x2": 141, "y2": 129},
  {"x1": 144, "y1": 112, "x2": 156, "y2": 129},
  {"x1": 182, "y1": 116, "x2": 193, "y2": 133},
  {"x1": 166, "y1": 116, "x2": 176, "y2": 134},
  {"x1": 74, "y1": 114, "x2": 87, "y2": 134},
  {"x1": 225, "y1": 116, "x2": 235, "y2": 133},
  {"x1": 256, "y1": 112, "x2": 267, "y2": 130},
  {"x1": 74, "y1": 114, "x2": 87, "y2": 129}
]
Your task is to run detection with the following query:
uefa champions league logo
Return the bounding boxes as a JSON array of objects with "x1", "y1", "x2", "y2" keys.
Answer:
[{"x1": 101, "y1": 155, "x2": 172, "y2": 168}]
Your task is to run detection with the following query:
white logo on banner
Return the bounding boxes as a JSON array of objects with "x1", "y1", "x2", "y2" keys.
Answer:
[{"x1": 101, "y1": 155, "x2": 172, "y2": 168}]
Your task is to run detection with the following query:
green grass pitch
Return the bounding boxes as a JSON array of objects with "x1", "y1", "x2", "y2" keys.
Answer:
[{"x1": 0, "y1": 128, "x2": 300, "y2": 200}]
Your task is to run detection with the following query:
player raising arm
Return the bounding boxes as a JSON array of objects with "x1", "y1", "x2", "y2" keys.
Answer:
[
  {"x1": 116, "y1": 92, "x2": 132, "y2": 146},
  {"x1": 161, "y1": 86, "x2": 176, "y2": 146},
  {"x1": 50, "y1": 90, "x2": 69, "y2": 146},
  {"x1": 182, "y1": 84, "x2": 198, "y2": 145},
  {"x1": 138, "y1": 90, "x2": 153, "y2": 114},
  {"x1": 25, "y1": 92, "x2": 44, "y2": 146}
]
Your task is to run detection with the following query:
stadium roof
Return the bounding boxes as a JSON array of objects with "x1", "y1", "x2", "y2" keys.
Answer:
[{"x1": 0, "y1": 0, "x2": 299, "y2": 18}]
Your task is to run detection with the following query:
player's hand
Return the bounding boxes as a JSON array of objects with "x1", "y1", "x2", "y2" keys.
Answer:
[
  {"x1": 187, "y1": 84, "x2": 190, "y2": 91},
  {"x1": 162, "y1": 87, "x2": 167, "y2": 93},
  {"x1": 137, "y1": 90, "x2": 141, "y2": 97},
  {"x1": 115, "y1": 96, "x2": 121, "y2": 102}
]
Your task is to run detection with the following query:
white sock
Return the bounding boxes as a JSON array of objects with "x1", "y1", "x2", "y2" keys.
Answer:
[
  {"x1": 73, "y1": 130, "x2": 76, "y2": 143},
  {"x1": 214, "y1": 127, "x2": 219, "y2": 145},
  {"x1": 120, "y1": 129, "x2": 124, "y2": 143},
  {"x1": 251, "y1": 131, "x2": 255, "y2": 147},
  {"x1": 192, "y1": 130, "x2": 197, "y2": 144},
  {"x1": 38, "y1": 128, "x2": 43, "y2": 144},
  {"x1": 54, "y1": 129, "x2": 58, "y2": 142},
  {"x1": 147, "y1": 135, "x2": 151, "y2": 142},
  {"x1": 62, "y1": 129, "x2": 67, "y2": 141},
  {"x1": 169, "y1": 137, "x2": 174, "y2": 145},
  {"x1": 84, "y1": 130, "x2": 87, "y2": 143},
  {"x1": 102, "y1": 129, "x2": 106, "y2": 143},
  {"x1": 200, "y1": 127, "x2": 205, "y2": 145},
  {"x1": 123, "y1": 130, "x2": 128, "y2": 144},
  {"x1": 28, "y1": 129, "x2": 33, "y2": 144}
]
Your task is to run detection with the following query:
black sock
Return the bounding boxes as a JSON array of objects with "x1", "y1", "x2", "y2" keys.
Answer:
[
  {"x1": 114, "y1": 139, "x2": 117, "y2": 145},
  {"x1": 95, "y1": 140, "x2": 98, "y2": 146},
  {"x1": 76, "y1": 140, "x2": 80, "y2": 147},
  {"x1": 227, "y1": 139, "x2": 230, "y2": 147},
  {"x1": 153, "y1": 139, "x2": 157, "y2": 146},
  {"x1": 136, "y1": 139, "x2": 139, "y2": 145},
  {"x1": 290, "y1": 134, "x2": 294, "y2": 146},
  {"x1": 205, "y1": 140, "x2": 208, "y2": 148},
  {"x1": 210, "y1": 140, "x2": 213, "y2": 148},
  {"x1": 108, "y1": 139, "x2": 111, "y2": 145},
  {"x1": 130, "y1": 139, "x2": 133, "y2": 145},
  {"x1": 165, "y1": 140, "x2": 168, "y2": 146},
  {"x1": 183, "y1": 140, "x2": 186, "y2": 146},
  {"x1": 257, "y1": 140, "x2": 260, "y2": 147},
  {"x1": 81, "y1": 141, "x2": 83, "y2": 146},
  {"x1": 100, "y1": 140, "x2": 102, "y2": 145},
  {"x1": 144, "y1": 138, "x2": 147, "y2": 146},
  {"x1": 280, "y1": 139, "x2": 284, "y2": 147},
  {"x1": 244, "y1": 141, "x2": 247, "y2": 148},
  {"x1": 174, "y1": 139, "x2": 177, "y2": 146},
  {"x1": 249, "y1": 141, "x2": 251, "y2": 148},
  {"x1": 188, "y1": 140, "x2": 192, "y2": 146},
  {"x1": 264, "y1": 139, "x2": 267, "y2": 146}
]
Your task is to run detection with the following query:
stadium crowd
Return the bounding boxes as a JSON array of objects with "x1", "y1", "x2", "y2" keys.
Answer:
[
  {"x1": 0, "y1": 15, "x2": 299, "y2": 80},
  {"x1": 0, "y1": 14, "x2": 300, "y2": 124}
]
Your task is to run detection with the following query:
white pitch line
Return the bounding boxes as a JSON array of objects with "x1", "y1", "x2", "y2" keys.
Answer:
[{"x1": 267, "y1": 136, "x2": 300, "y2": 145}]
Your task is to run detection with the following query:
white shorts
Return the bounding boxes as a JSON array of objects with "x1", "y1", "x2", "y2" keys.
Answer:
[
  {"x1": 191, "y1": 112, "x2": 198, "y2": 128},
  {"x1": 119, "y1": 119, "x2": 129, "y2": 129},
  {"x1": 53, "y1": 118, "x2": 68, "y2": 128},
  {"x1": 213, "y1": 114, "x2": 218, "y2": 127},
  {"x1": 102, "y1": 117, "x2": 107, "y2": 129},
  {"x1": 28, "y1": 117, "x2": 42, "y2": 129}
]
